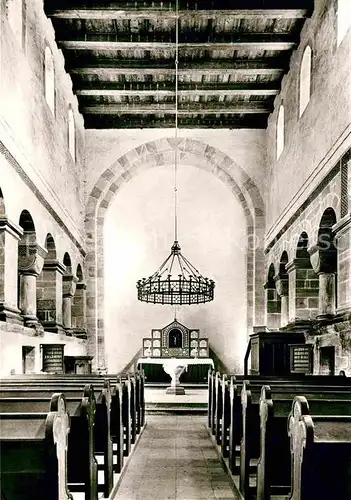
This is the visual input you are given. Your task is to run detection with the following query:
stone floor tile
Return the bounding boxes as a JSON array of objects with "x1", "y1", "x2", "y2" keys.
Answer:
[{"x1": 113, "y1": 415, "x2": 240, "y2": 500}]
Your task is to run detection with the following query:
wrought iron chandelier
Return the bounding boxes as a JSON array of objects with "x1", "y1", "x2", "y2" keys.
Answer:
[{"x1": 136, "y1": 0, "x2": 215, "y2": 306}]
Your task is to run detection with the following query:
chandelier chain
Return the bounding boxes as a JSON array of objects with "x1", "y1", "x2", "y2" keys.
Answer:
[
  {"x1": 174, "y1": 0, "x2": 179, "y2": 242},
  {"x1": 136, "y1": 0, "x2": 215, "y2": 306}
]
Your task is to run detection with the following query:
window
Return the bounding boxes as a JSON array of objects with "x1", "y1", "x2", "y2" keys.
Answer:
[
  {"x1": 337, "y1": 0, "x2": 351, "y2": 46},
  {"x1": 299, "y1": 46, "x2": 312, "y2": 117},
  {"x1": 276, "y1": 105, "x2": 285, "y2": 159},
  {"x1": 44, "y1": 46, "x2": 55, "y2": 115},
  {"x1": 68, "y1": 106, "x2": 76, "y2": 161},
  {"x1": 6, "y1": 0, "x2": 24, "y2": 48}
]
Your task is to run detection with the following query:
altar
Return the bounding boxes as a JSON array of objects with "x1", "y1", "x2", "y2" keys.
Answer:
[{"x1": 137, "y1": 319, "x2": 214, "y2": 394}]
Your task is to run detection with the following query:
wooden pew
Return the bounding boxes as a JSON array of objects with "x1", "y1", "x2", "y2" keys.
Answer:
[
  {"x1": 0, "y1": 393, "x2": 72, "y2": 500},
  {"x1": 221, "y1": 375, "x2": 351, "y2": 477},
  {"x1": 208, "y1": 368, "x2": 214, "y2": 429},
  {"x1": 0, "y1": 371, "x2": 145, "y2": 478},
  {"x1": 0, "y1": 378, "x2": 122, "y2": 494},
  {"x1": 0, "y1": 384, "x2": 98, "y2": 500},
  {"x1": 2, "y1": 371, "x2": 145, "y2": 443},
  {"x1": 288, "y1": 396, "x2": 351, "y2": 500},
  {"x1": 257, "y1": 385, "x2": 351, "y2": 500},
  {"x1": 239, "y1": 380, "x2": 351, "y2": 500}
]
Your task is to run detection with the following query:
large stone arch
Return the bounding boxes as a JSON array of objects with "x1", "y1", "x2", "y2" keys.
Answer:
[{"x1": 85, "y1": 137, "x2": 265, "y2": 370}]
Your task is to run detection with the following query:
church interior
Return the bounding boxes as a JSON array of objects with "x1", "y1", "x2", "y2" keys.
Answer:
[{"x1": 0, "y1": 0, "x2": 351, "y2": 499}]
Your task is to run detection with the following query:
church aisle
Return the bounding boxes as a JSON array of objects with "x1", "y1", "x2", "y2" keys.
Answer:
[{"x1": 113, "y1": 415, "x2": 239, "y2": 500}]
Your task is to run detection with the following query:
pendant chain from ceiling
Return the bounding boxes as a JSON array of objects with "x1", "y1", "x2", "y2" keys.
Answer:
[{"x1": 174, "y1": 0, "x2": 179, "y2": 243}]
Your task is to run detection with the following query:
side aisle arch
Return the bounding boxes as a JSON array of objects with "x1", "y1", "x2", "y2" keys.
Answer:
[{"x1": 85, "y1": 138, "x2": 265, "y2": 369}]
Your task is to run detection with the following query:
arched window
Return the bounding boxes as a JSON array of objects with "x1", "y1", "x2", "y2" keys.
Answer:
[
  {"x1": 6, "y1": 0, "x2": 23, "y2": 47},
  {"x1": 276, "y1": 105, "x2": 285, "y2": 159},
  {"x1": 337, "y1": 0, "x2": 351, "y2": 46},
  {"x1": 44, "y1": 46, "x2": 55, "y2": 115},
  {"x1": 299, "y1": 46, "x2": 312, "y2": 117},
  {"x1": 68, "y1": 106, "x2": 76, "y2": 161}
]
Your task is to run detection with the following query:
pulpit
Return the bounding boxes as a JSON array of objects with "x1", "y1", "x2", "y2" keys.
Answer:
[{"x1": 249, "y1": 330, "x2": 307, "y2": 375}]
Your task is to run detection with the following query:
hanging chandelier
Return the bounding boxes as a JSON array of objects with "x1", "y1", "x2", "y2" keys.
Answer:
[{"x1": 136, "y1": 0, "x2": 215, "y2": 306}]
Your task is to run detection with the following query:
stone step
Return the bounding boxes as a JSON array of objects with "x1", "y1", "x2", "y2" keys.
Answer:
[{"x1": 145, "y1": 402, "x2": 208, "y2": 414}]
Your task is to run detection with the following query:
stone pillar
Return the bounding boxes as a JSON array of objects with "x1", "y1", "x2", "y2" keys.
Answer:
[
  {"x1": 71, "y1": 281, "x2": 87, "y2": 339},
  {"x1": 286, "y1": 257, "x2": 319, "y2": 324},
  {"x1": 18, "y1": 237, "x2": 47, "y2": 327},
  {"x1": 19, "y1": 273, "x2": 38, "y2": 325},
  {"x1": 309, "y1": 244, "x2": 337, "y2": 319},
  {"x1": 62, "y1": 274, "x2": 78, "y2": 334},
  {"x1": 318, "y1": 273, "x2": 336, "y2": 317},
  {"x1": 0, "y1": 217, "x2": 23, "y2": 324},
  {"x1": 264, "y1": 281, "x2": 281, "y2": 330},
  {"x1": 37, "y1": 260, "x2": 66, "y2": 334},
  {"x1": 274, "y1": 275, "x2": 289, "y2": 327},
  {"x1": 333, "y1": 214, "x2": 351, "y2": 315}
]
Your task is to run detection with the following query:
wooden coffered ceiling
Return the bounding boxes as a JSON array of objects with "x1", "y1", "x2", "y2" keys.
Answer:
[{"x1": 44, "y1": 1, "x2": 314, "y2": 129}]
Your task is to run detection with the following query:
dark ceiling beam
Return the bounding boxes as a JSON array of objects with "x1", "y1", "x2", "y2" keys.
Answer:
[
  {"x1": 59, "y1": 38, "x2": 295, "y2": 51},
  {"x1": 73, "y1": 82, "x2": 280, "y2": 92},
  {"x1": 71, "y1": 67, "x2": 284, "y2": 77},
  {"x1": 83, "y1": 114, "x2": 268, "y2": 129},
  {"x1": 70, "y1": 67, "x2": 284, "y2": 78},
  {"x1": 67, "y1": 58, "x2": 287, "y2": 73},
  {"x1": 77, "y1": 88, "x2": 279, "y2": 97},
  {"x1": 47, "y1": 9, "x2": 309, "y2": 20},
  {"x1": 81, "y1": 102, "x2": 272, "y2": 114}
]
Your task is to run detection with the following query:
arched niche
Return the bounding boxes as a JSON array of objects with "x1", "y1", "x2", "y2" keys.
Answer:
[
  {"x1": 62, "y1": 252, "x2": 77, "y2": 333},
  {"x1": 36, "y1": 234, "x2": 62, "y2": 330},
  {"x1": 265, "y1": 263, "x2": 281, "y2": 329},
  {"x1": 71, "y1": 263, "x2": 87, "y2": 338},
  {"x1": 18, "y1": 210, "x2": 41, "y2": 326},
  {"x1": 85, "y1": 137, "x2": 265, "y2": 370},
  {"x1": 168, "y1": 328, "x2": 183, "y2": 348},
  {"x1": 293, "y1": 232, "x2": 319, "y2": 321}
]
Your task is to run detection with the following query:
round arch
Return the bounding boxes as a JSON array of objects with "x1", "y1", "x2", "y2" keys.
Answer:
[{"x1": 85, "y1": 137, "x2": 265, "y2": 369}]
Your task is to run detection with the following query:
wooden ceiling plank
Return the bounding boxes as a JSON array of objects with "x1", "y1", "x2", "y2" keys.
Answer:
[
  {"x1": 47, "y1": 9, "x2": 309, "y2": 20},
  {"x1": 81, "y1": 104, "x2": 272, "y2": 114},
  {"x1": 71, "y1": 67, "x2": 284, "y2": 76},
  {"x1": 74, "y1": 81, "x2": 280, "y2": 91},
  {"x1": 67, "y1": 57, "x2": 287, "y2": 70},
  {"x1": 77, "y1": 88, "x2": 279, "y2": 96}
]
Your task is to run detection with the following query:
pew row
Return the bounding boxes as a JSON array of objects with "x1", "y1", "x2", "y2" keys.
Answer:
[
  {"x1": 0, "y1": 372, "x2": 145, "y2": 500},
  {"x1": 0, "y1": 385, "x2": 98, "y2": 500},
  {"x1": 0, "y1": 393, "x2": 72, "y2": 500},
  {"x1": 207, "y1": 370, "x2": 351, "y2": 500},
  {"x1": 288, "y1": 396, "x2": 351, "y2": 500}
]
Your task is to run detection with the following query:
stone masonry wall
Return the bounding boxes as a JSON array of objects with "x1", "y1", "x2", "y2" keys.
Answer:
[
  {"x1": 0, "y1": 0, "x2": 86, "y2": 245},
  {"x1": 266, "y1": 0, "x2": 351, "y2": 238}
]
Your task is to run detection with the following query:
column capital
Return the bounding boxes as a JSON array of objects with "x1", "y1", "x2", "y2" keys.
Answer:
[
  {"x1": 274, "y1": 274, "x2": 289, "y2": 297},
  {"x1": 18, "y1": 242, "x2": 47, "y2": 275},
  {"x1": 0, "y1": 217, "x2": 23, "y2": 240},
  {"x1": 63, "y1": 275, "x2": 79, "y2": 297},
  {"x1": 286, "y1": 257, "x2": 312, "y2": 274},
  {"x1": 308, "y1": 244, "x2": 337, "y2": 274},
  {"x1": 43, "y1": 259, "x2": 66, "y2": 275},
  {"x1": 76, "y1": 281, "x2": 87, "y2": 291}
]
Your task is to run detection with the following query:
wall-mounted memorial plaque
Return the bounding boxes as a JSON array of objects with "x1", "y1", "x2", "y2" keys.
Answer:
[
  {"x1": 290, "y1": 344, "x2": 313, "y2": 374},
  {"x1": 41, "y1": 344, "x2": 65, "y2": 373}
]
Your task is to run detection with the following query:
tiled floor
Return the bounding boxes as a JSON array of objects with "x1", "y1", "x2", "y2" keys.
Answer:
[
  {"x1": 144, "y1": 388, "x2": 208, "y2": 404},
  {"x1": 113, "y1": 415, "x2": 240, "y2": 500}
]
